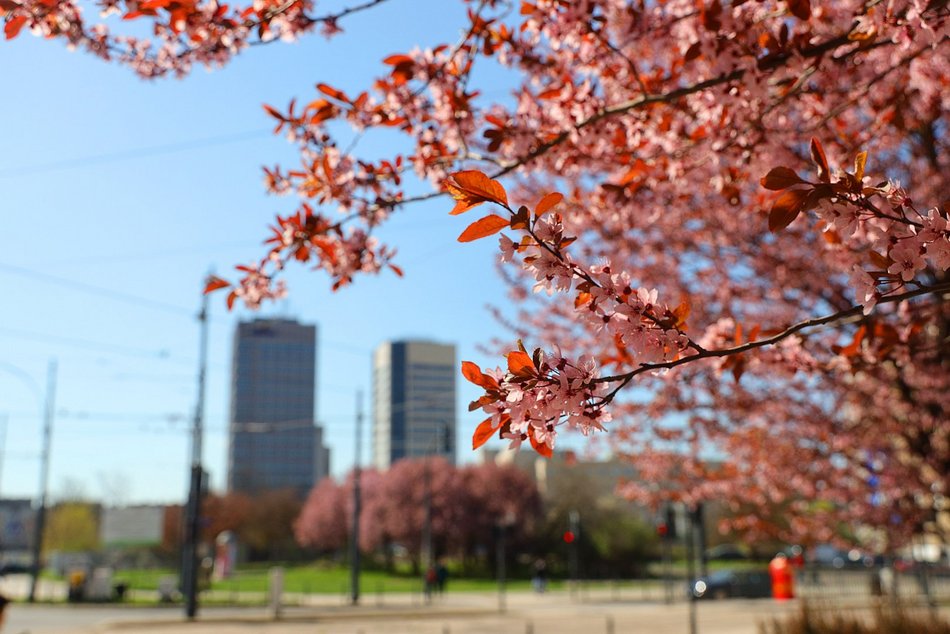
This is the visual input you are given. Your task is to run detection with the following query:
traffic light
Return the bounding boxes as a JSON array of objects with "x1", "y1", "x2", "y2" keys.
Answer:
[
  {"x1": 563, "y1": 530, "x2": 575, "y2": 544},
  {"x1": 657, "y1": 523, "x2": 668, "y2": 538}
]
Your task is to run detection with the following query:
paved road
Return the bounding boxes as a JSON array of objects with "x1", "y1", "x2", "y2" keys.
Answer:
[
  {"x1": 9, "y1": 587, "x2": 950, "y2": 634},
  {"x1": 5, "y1": 591, "x2": 803, "y2": 634}
]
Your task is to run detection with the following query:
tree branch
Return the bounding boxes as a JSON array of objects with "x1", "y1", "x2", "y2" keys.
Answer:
[{"x1": 594, "y1": 282, "x2": 950, "y2": 393}]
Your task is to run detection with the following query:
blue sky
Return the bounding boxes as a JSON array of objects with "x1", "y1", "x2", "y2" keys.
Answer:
[{"x1": 0, "y1": 1, "x2": 521, "y2": 504}]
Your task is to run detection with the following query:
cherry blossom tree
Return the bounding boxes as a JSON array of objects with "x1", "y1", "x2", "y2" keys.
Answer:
[
  {"x1": 7, "y1": 0, "x2": 948, "y2": 545},
  {"x1": 295, "y1": 461, "x2": 542, "y2": 569},
  {"x1": 294, "y1": 476, "x2": 350, "y2": 553}
]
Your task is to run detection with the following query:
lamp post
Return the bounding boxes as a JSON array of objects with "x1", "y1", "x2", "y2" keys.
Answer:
[
  {"x1": 1, "y1": 361, "x2": 56, "y2": 604},
  {"x1": 685, "y1": 503, "x2": 698, "y2": 634},
  {"x1": 0, "y1": 360, "x2": 58, "y2": 604},
  {"x1": 496, "y1": 511, "x2": 516, "y2": 613},
  {"x1": 182, "y1": 283, "x2": 209, "y2": 620},
  {"x1": 349, "y1": 390, "x2": 362, "y2": 606},
  {"x1": 568, "y1": 509, "x2": 580, "y2": 596},
  {"x1": 421, "y1": 420, "x2": 449, "y2": 602}
]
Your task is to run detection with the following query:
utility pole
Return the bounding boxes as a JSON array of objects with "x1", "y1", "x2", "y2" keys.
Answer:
[
  {"x1": 685, "y1": 503, "x2": 698, "y2": 634},
  {"x1": 695, "y1": 502, "x2": 708, "y2": 579},
  {"x1": 566, "y1": 509, "x2": 580, "y2": 599},
  {"x1": 183, "y1": 285, "x2": 209, "y2": 620},
  {"x1": 496, "y1": 518, "x2": 507, "y2": 613},
  {"x1": 421, "y1": 423, "x2": 444, "y2": 603},
  {"x1": 662, "y1": 503, "x2": 675, "y2": 604},
  {"x1": 28, "y1": 359, "x2": 56, "y2": 603},
  {"x1": 422, "y1": 451, "x2": 432, "y2": 603},
  {"x1": 349, "y1": 390, "x2": 362, "y2": 606}
]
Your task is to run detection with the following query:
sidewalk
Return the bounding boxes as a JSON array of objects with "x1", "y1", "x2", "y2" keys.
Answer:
[{"x1": 92, "y1": 591, "x2": 801, "y2": 634}]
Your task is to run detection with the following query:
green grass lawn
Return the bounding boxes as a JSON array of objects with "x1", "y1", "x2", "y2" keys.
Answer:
[{"x1": 113, "y1": 564, "x2": 646, "y2": 595}]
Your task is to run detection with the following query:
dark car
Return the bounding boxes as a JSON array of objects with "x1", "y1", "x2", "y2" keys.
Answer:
[
  {"x1": 705, "y1": 544, "x2": 748, "y2": 561},
  {"x1": 0, "y1": 562, "x2": 31, "y2": 575},
  {"x1": 691, "y1": 569, "x2": 772, "y2": 600}
]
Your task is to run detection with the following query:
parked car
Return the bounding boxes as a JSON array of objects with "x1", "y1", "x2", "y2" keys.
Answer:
[
  {"x1": 705, "y1": 544, "x2": 748, "y2": 561},
  {"x1": 809, "y1": 544, "x2": 876, "y2": 569},
  {"x1": 0, "y1": 562, "x2": 31, "y2": 575},
  {"x1": 691, "y1": 569, "x2": 772, "y2": 600}
]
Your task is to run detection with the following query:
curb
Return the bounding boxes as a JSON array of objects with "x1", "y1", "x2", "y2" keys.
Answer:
[{"x1": 98, "y1": 606, "x2": 493, "y2": 630}]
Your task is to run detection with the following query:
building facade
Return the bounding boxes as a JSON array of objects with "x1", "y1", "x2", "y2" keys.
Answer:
[
  {"x1": 227, "y1": 318, "x2": 330, "y2": 497},
  {"x1": 372, "y1": 340, "x2": 456, "y2": 469}
]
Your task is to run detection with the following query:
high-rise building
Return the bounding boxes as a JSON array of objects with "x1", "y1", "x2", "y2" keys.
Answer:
[
  {"x1": 372, "y1": 340, "x2": 456, "y2": 470},
  {"x1": 227, "y1": 318, "x2": 330, "y2": 497}
]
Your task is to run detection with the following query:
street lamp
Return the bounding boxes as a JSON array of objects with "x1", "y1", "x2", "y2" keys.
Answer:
[
  {"x1": 182, "y1": 281, "x2": 210, "y2": 620},
  {"x1": 496, "y1": 510, "x2": 516, "y2": 613},
  {"x1": 421, "y1": 420, "x2": 451, "y2": 602},
  {"x1": 0, "y1": 360, "x2": 56, "y2": 604},
  {"x1": 350, "y1": 390, "x2": 363, "y2": 606}
]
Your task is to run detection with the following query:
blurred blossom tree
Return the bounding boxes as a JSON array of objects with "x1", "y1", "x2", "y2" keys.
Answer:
[
  {"x1": 295, "y1": 460, "x2": 542, "y2": 572},
  {"x1": 6, "y1": 0, "x2": 949, "y2": 545},
  {"x1": 294, "y1": 476, "x2": 350, "y2": 553}
]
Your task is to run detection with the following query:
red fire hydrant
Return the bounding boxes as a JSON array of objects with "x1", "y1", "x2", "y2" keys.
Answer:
[{"x1": 769, "y1": 554, "x2": 795, "y2": 600}]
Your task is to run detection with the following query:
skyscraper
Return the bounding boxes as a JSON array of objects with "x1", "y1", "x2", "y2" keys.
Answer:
[
  {"x1": 372, "y1": 340, "x2": 456, "y2": 470},
  {"x1": 227, "y1": 318, "x2": 330, "y2": 497}
]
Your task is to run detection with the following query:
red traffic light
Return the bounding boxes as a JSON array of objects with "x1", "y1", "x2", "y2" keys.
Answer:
[
  {"x1": 563, "y1": 530, "x2": 575, "y2": 544},
  {"x1": 657, "y1": 523, "x2": 668, "y2": 537}
]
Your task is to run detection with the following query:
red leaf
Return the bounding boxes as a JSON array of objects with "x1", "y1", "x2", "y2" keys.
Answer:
[
  {"x1": 461, "y1": 361, "x2": 498, "y2": 390},
  {"x1": 510, "y1": 205, "x2": 529, "y2": 230},
  {"x1": 458, "y1": 214, "x2": 509, "y2": 242},
  {"x1": 316, "y1": 83, "x2": 348, "y2": 102},
  {"x1": 462, "y1": 360, "x2": 483, "y2": 384},
  {"x1": 787, "y1": 0, "x2": 811, "y2": 20},
  {"x1": 507, "y1": 350, "x2": 535, "y2": 377},
  {"x1": 383, "y1": 54, "x2": 413, "y2": 66},
  {"x1": 226, "y1": 291, "x2": 238, "y2": 310},
  {"x1": 4, "y1": 15, "x2": 28, "y2": 39},
  {"x1": 810, "y1": 137, "x2": 830, "y2": 182},
  {"x1": 388, "y1": 264, "x2": 403, "y2": 278},
  {"x1": 469, "y1": 394, "x2": 495, "y2": 412},
  {"x1": 760, "y1": 167, "x2": 805, "y2": 191},
  {"x1": 472, "y1": 418, "x2": 496, "y2": 450},
  {"x1": 445, "y1": 170, "x2": 508, "y2": 215},
  {"x1": 768, "y1": 188, "x2": 809, "y2": 232},
  {"x1": 262, "y1": 104, "x2": 283, "y2": 120},
  {"x1": 535, "y1": 192, "x2": 564, "y2": 217},
  {"x1": 204, "y1": 276, "x2": 231, "y2": 294}
]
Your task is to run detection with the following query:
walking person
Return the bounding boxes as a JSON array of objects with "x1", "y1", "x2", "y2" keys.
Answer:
[
  {"x1": 532, "y1": 559, "x2": 548, "y2": 593},
  {"x1": 436, "y1": 561, "x2": 448, "y2": 595}
]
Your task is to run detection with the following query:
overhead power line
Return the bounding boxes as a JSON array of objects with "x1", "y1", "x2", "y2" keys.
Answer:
[
  {"x1": 0, "y1": 129, "x2": 272, "y2": 179},
  {"x1": 0, "y1": 325, "x2": 178, "y2": 360},
  {"x1": 0, "y1": 261, "x2": 200, "y2": 318},
  {"x1": 1, "y1": 261, "x2": 373, "y2": 357}
]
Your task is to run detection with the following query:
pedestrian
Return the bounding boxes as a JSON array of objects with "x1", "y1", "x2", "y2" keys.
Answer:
[
  {"x1": 425, "y1": 565, "x2": 437, "y2": 599},
  {"x1": 532, "y1": 558, "x2": 548, "y2": 593},
  {"x1": 436, "y1": 561, "x2": 448, "y2": 594}
]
